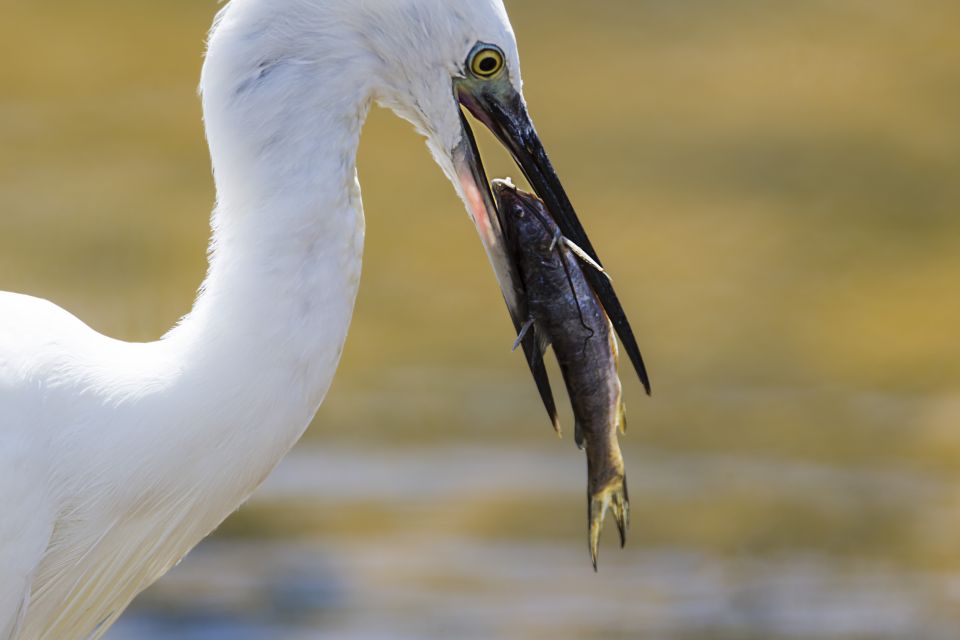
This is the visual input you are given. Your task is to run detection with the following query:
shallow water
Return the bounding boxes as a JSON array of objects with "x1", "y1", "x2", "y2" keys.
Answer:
[{"x1": 106, "y1": 446, "x2": 960, "y2": 640}]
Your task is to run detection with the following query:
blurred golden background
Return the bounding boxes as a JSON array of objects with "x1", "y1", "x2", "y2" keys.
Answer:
[{"x1": 2, "y1": 1, "x2": 959, "y2": 638}]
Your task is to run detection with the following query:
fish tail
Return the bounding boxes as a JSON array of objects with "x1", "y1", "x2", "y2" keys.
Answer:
[
  {"x1": 587, "y1": 470, "x2": 629, "y2": 571},
  {"x1": 613, "y1": 474, "x2": 629, "y2": 548}
]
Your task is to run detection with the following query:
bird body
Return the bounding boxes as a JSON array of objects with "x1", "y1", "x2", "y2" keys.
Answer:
[
  {"x1": 0, "y1": 1, "x2": 646, "y2": 637},
  {"x1": 0, "y1": 129, "x2": 363, "y2": 636},
  {"x1": 1, "y1": 2, "x2": 511, "y2": 636},
  {"x1": 1, "y1": 2, "x2": 374, "y2": 635},
  {"x1": 0, "y1": 9, "x2": 374, "y2": 639}
]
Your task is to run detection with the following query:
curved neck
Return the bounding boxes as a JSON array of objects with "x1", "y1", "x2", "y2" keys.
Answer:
[{"x1": 167, "y1": 3, "x2": 373, "y2": 413}]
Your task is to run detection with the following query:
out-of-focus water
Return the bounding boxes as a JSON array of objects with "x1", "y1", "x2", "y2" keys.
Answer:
[{"x1": 105, "y1": 446, "x2": 960, "y2": 640}]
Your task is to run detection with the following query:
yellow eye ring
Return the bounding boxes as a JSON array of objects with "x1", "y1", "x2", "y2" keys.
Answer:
[{"x1": 469, "y1": 45, "x2": 505, "y2": 79}]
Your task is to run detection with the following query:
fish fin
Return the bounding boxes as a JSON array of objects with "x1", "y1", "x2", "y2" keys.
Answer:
[
  {"x1": 535, "y1": 324, "x2": 552, "y2": 360},
  {"x1": 549, "y1": 227, "x2": 563, "y2": 253},
  {"x1": 613, "y1": 475, "x2": 630, "y2": 548},
  {"x1": 618, "y1": 401, "x2": 627, "y2": 435},
  {"x1": 511, "y1": 317, "x2": 535, "y2": 352},
  {"x1": 562, "y1": 237, "x2": 610, "y2": 280},
  {"x1": 588, "y1": 473, "x2": 629, "y2": 570}
]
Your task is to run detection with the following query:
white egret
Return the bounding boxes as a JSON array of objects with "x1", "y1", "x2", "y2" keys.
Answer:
[{"x1": 0, "y1": 1, "x2": 650, "y2": 638}]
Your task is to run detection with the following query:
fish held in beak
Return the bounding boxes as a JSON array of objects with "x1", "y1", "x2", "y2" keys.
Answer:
[
  {"x1": 454, "y1": 82, "x2": 652, "y2": 400},
  {"x1": 492, "y1": 180, "x2": 630, "y2": 570}
]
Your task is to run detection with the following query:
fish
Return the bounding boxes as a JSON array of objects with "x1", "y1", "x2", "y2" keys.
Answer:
[{"x1": 492, "y1": 179, "x2": 629, "y2": 570}]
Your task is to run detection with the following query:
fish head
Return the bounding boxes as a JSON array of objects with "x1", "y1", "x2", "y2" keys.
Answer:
[{"x1": 491, "y1": 179, "x2": 560, "y2": 263}]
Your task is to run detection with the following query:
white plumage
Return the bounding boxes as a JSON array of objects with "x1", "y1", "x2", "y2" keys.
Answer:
[{"x1": 0, "y1": 1, "x2": 522, "y2": 637}]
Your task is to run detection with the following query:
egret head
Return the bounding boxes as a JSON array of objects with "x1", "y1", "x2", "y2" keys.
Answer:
[
  {"x1": 205, "y1": 0, "x2": 650, "y2": 392},
  {"x1": 352, "y1": 1, "x2": 628, "y2": 351},
  {"x1": 349, "y1": 0, "x2": 648, "y2": 392},
  {"x1": 359, "y1": 1, "x2": 520, "y2": 150}
]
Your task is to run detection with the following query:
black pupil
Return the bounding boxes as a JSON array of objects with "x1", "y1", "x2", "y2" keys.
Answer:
[{"x1": 478, "y1": 56, "x2": 498, "y2": 73}]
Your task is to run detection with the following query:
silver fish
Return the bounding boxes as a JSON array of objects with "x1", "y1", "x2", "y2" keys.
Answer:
[{"x1": 493, "y1": 180, "x2": 629, "y2": 569}]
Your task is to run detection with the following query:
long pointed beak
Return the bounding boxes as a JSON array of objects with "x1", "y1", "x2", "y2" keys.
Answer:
[
  {"x1": 452, "y1": 110, "x2": 560, "y2": 429},
  {"x1": 451, "y1": 110, "x2": 521, "y2": 320},
  {"x1": 453, "y1": 84, "x2": 652, "y2": 395}
]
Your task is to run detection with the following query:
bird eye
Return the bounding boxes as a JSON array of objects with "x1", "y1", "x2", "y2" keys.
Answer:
[{"x1": 469, "y1": 45, "x2": 505, "y2": 79}]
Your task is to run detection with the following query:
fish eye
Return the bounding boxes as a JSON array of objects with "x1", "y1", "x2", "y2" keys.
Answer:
[{"x1": 469, "y1": 44, "x2": 505, "y2": 79}]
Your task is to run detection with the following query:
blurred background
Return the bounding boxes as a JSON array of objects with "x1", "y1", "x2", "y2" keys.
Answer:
[{"x1": 2, "y1": 0, "x2": 960, "y2": 638}]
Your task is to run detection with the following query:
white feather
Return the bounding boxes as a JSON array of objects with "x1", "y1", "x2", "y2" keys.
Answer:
[{"x1": 0, "y1": 0, "x2": 519, "y2": 638}]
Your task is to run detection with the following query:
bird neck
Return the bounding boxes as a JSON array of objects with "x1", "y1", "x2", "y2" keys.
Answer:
[{"x1": 166, "y1": 8, "x2": 373, "y2": 435}]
